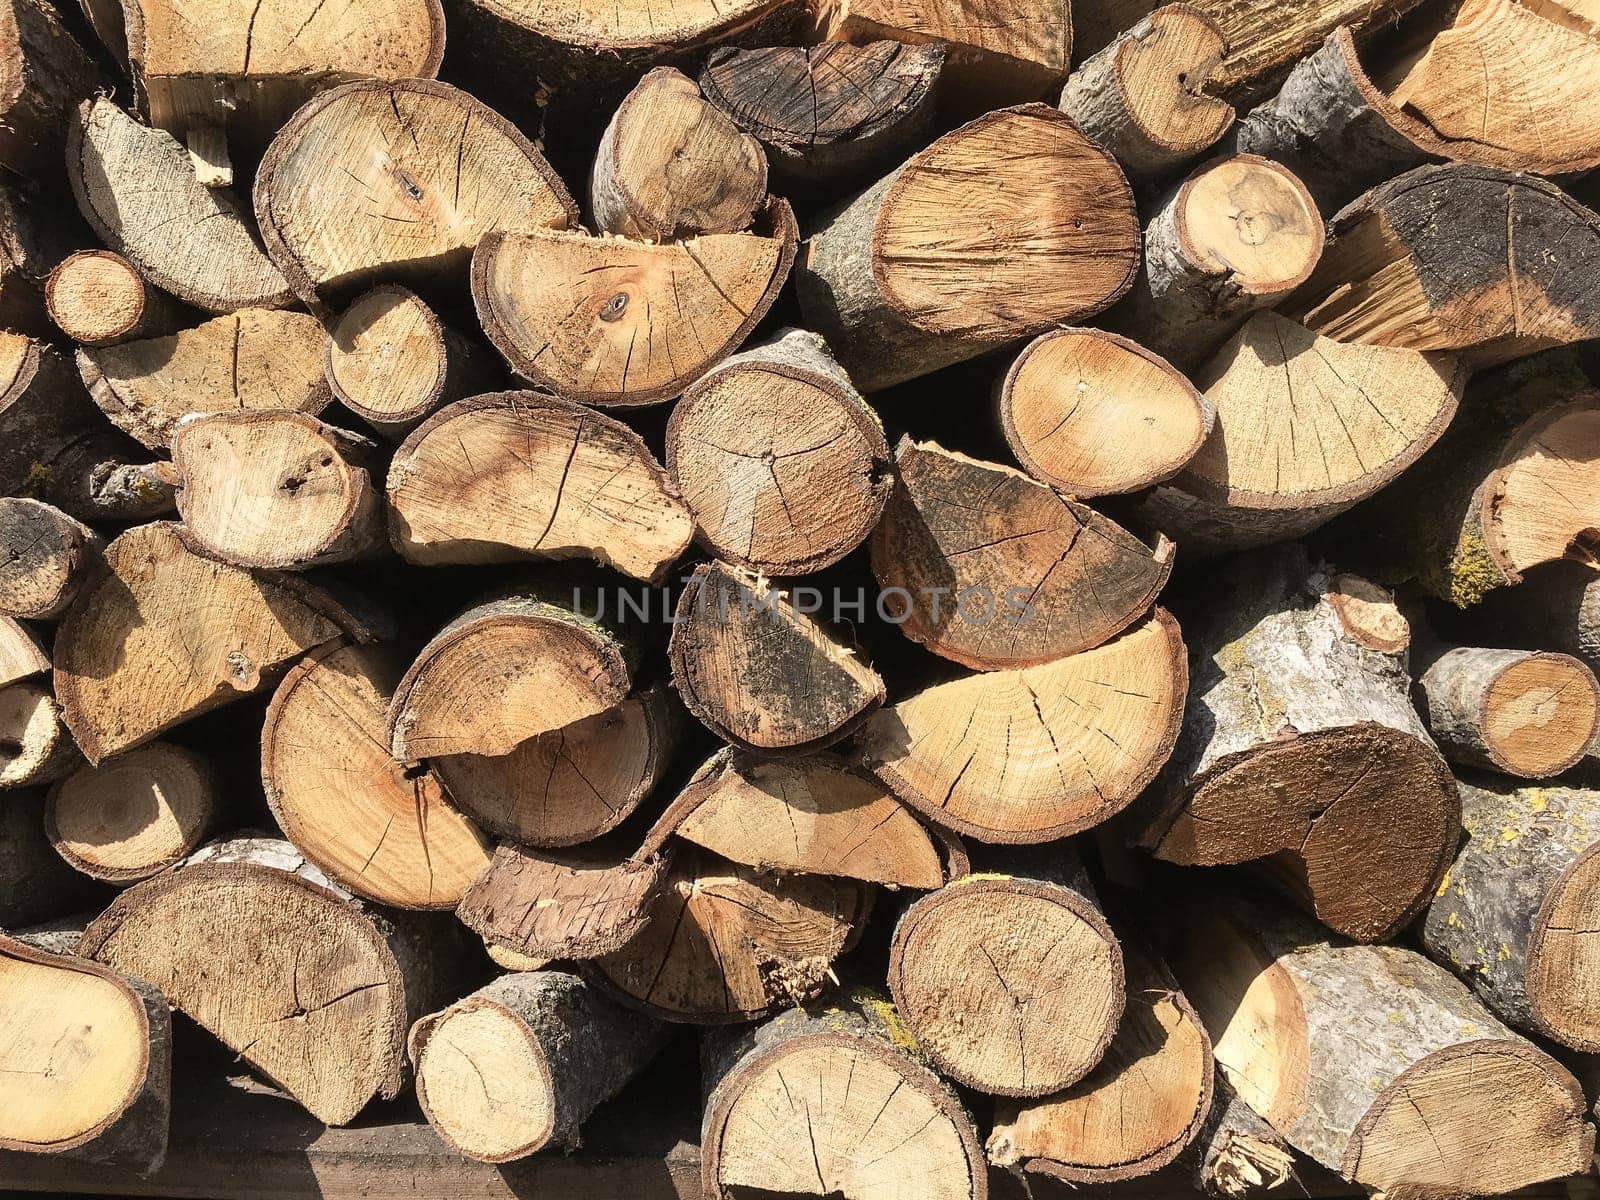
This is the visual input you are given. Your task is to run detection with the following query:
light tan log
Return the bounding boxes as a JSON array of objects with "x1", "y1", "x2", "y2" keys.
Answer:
[
  {"x1": 0, "y1": 791, "x2": 102, "y2": 929},
  {"x1": 0, "y1": 680, "x2": 81, "y2": 789},
  {"x1": 0, "y1": 499, "x2": 100, "y2": 621},
  {"x1": 0, "y1": 614, "x2": 48, "y2": 689},
  {"x1": 0, "y1": 0, "x2": 105, "y2": 182},
  {"x1": 45, "y1": 251, "x2": 176, "y2": 346}
]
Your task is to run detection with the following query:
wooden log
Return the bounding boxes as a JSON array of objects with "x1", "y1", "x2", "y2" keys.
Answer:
[
  {"x1": 44, "y1": 741, "x2": 216, "y2": 884},
  {"x1": 796, "y1": 104, "x2": 1138, "y2": 392},
  {"x1": 433, "y1": 686, "x2": 677, "y2": 848},
  {"x1": 591, "y1": 845, "x2": 866, "y2": 1023},
  {"x1": 1422, "y1": 776, "x2": 1600, "y2": 1053},
  {"x1": 1130, "y1": 311, "x2": 1463, "y2": 557},
  {"x1": 0, "y1": 614, "x2": 48, "y2": 688},
  {"x1": 1187, "y1": 1074, "x2": 1295, "y2": 1198},
  {"x1": 857, "y1": 609, "x2": 1186, "y2": 842},
  {"x1": 253, "y1": 79, "x2": 576, "y2": 309},
  {"x1": 1106, "y1": 155, "x2": 1323, "y2": 371},
  {"x1": 472, "y1": 198, "x2": 797, "y2": 408},
  {"x1": 640, "y1": 747, "x2": 945, "y2": 888},
  {"x1": 664, "y1": 328, "x2": 890, "y2": 574},
  {"x1": 409, "y1": 970, "x2": 668, "y2": 1162},
  {"x1": 68, "y1": 98, "x2": 293, "y2": 314},
  {"x1": 0, "y1": 679, "x2": 81, "y2": 789},
  {"x1": 888, "y1": 848, "x2": 1124, "y2": 1097},
  {"x1": 1191, "y1": 0, "x2": 1424, "y2": 95},
  {"x1": 79, "y1": 836, "x2": 471, "y2": 1127},
  {"x1": 45, "y1": 251, "x2": 177, "y2": 346},
  {"x1": 1166, "y1": 891, "x2": 1593, "y2": 1197},
  {"x1": 669, "y1": 560, "x2": 885, "y2": 754},
  {"x1": 997, "y1": 328, "x2": 1212, "y2": 497},
  {"x1": 0, "y1": 933, "x2": 170, "y2": 1175},
  {"x1": 324, "y1": 286, "x2": 500, "y2": 441},
  {"x1": 389, "y1": 593, "x2": 633, "y2": 761},
  {"x1": 1131, "y1": 547, "x2": 1458, "y2": 941},
  {"x1": 698, "y1": 42, "x2": 944, "y2": 192},
  {"x1": 262, "y1": 641, "x2": 492, "y2": 910},
  {"x1": 0, "y1": 0, "x2": 105, "y2": 183},
  {"x1": 53, "y1": 521, "x2": 375, "y2": 763},
  {"x1": 988, "y1": 940, "x2": 1214, "y2": 1183},
  {"x1": 0, "y1": 180, "x2": 88, "y2": 338},
  {"x1": 1060, "y1": 6, "x2": 1232, "y2": 185},
  {"x1": 1464, "y1": 559, "x2": 1600, "y2": 672},
  {"x1": 386, "y1": 391, "x2": 694, "y2": 583},
  {"x1": 0, "y1": 499, "x2": 100, "y2": 621},
  {"x1": 701, "y1": 989, "x2": 986, "y2": 1200},
  {"x1": 590, "y1": 67, "x2": 766, "y2": 240},
  {"x1": 0, "y1": 790, "x2": 103, "y2": 928},
  {"x1": 869, "y1": 437, "x2": 1174, "y2": 669}
]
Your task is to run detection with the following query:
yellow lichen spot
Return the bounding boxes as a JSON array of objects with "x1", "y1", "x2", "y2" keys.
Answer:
[
  {"x1": 1387, "y1": 1011, "x2": 1406, "y2": 1025},
  {"x1": 1459, "y1": 1022, "x2": 1478, "y2": 1036},
  {"x1": 1368, "y1": 1077, "x2": 1384, "y2": 1091},
  {"x1": 1448, "y1": 911, "x2": 1460, "y2": 926},
  {"x1": 21, "y1": 461, "x2": 52, "y2": 497},
  {"x1": 1498, "y1": 943, "x2": 1512, "y2": 961},
  {"x1": 1436, "y1": 869, "x2": 1452, "y2": 897},
  {"x1": 1500, "y1": 826, "x2": 1520, "y2": 845},
  {"x1": 1447, "y1": 527, "x2": 1504, "y2": 609},
  {"x1": 1527, "y1": 791, "x2": 1549, "y2": 813},
  {"x1": 848, "y1": 987, "x2": 922, "y2": 1056}
]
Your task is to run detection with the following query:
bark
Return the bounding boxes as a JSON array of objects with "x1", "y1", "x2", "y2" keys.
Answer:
[
  {"x1": 0, "y1": 790, "x2": 104, "y2": 928},
  {"x1": 0, "y1": 499, "x2": 100, "y2": 621},
  {"x1": 0, "y1": 0, "x2": 106, "y2": 184},
  {"x1": 0, "y1": 679, "x2": 82, "y2": 789},
  {"x1": 45, "y1": 250, "x2": 179, "y2": 346},
  {"x1": 1463, "y1": 559, "x2": 1600, "y2": 671}
]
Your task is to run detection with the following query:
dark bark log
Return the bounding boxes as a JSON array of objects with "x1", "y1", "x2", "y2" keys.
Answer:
[{"x1": 0, "y1": 499, "x2": 99, "y2": 621}]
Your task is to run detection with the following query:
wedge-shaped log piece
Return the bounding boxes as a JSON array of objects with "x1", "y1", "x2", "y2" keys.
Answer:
[
  {"x1": 0, "y1": 934, "x2": 170, "y2": 1174},
  {"x1": 78, "y1": 309, "x2": 332, "y2": 450},
  {"x1": 255, "y1": 79, "x2": 577, "y2": 306},
  {"x1": 0, "y1": 792, "x2": 102, "y2": 927},
  {"x1": 670, "y1": 561, "x2": 885, "y2": 753},
  {"x1": 0, "y1": 0, "x2": 105, "y2": 182},
  {"x1": 53, "y1": 522, "x2": 371, "y2": 763},
  {"x1": 871, "y1": 437, "x2": 1174, "y2": 670},
  {"x1": 0, "y1": 614, "x2": 48, "y2": 688},
  {"x1": 387, "y1": 392, "x2": 693, "y2": 583},
  {"x1": 859, "y1": 610, "x2": 1186, "y2": 842},
  {"x1": 0, "y1": 500, "x2": 100, "y2": 621},
  {"x1": 68, "y1": 99, "x2": 291, "y2": 313},
  {"x1": 264, "y1": 642, "x2": 491, "y2": 909},
  {"x1": 46, "y1": 250, "x2": 176, "y2": 346},
  {"x1": 0, "y1": 680, "x2": 81, "y2": 789},
  {"x1": 472, "y1": 198, "x2": 797, "y2": 407},
  {"x1": 410, "y1": 970, "x2": 668, "y2": 1163},
  {"x1": 1167, "y1": 892, "x2": 1593, "y2": 1197}
]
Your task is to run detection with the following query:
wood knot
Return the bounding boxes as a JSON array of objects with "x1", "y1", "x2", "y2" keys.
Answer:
[
  {"x1": 599, "y1": 292, "x2": 629, "y2": 322},
  {"x1": 392, "y1": 168, "x2": 424, "y2": 202}
]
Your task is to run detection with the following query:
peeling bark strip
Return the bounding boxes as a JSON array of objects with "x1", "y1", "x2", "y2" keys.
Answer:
[
  {"x1": 0, "y1": 791, "x2": 101, "y2": 928},
  {"x1": 796, "y1": 104, "x2": 1139, "y2": 392},
  {"x1": 472, "y1": 198, "x2": 797, "y2": 408},
  {"x1": 254, "y1": 79, "x2": 577, "y2": 307},
  {"x1": 1132, "y1": 546, "x2": 1458, "y2": 942},
  {"x1": 45, "y1": 250, "x2": 176, "y2": 346},
  {"x1": 0, "y1": 499, "x2": 99, "y2": 621},
  {"x1": 701, "y1": 990, "x2": 987, "y2": 1200},
  {"x1": 870, "y1": 437, "x2": 1174, "y2": 670},
  {"x1": 858, "y1": 609, "x2": 1186, "y2": 843},
  {"x1": 0, "y1": 679, "x2": 80, "y2": 789},
  {"x1": 0, "y1": 933, "x2": 170, "y2": 1175},
  {"x1": 1167, "y1": 891, "x2": 1594, "y2": 1197},
  {"x1": 386, "y1": 391, "x2": 693, "y2": 583},
  {"x1": 410, "y1": 971, "x2": 668, "y2": 1163}
]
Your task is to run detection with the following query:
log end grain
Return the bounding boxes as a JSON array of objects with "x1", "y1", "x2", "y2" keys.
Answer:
[{"x1": 44, "y1": 251, "x2": 157, "y2": 346}]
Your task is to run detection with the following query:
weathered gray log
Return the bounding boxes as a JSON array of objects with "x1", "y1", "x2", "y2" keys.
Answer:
[{"x1": 0, "y1": 500, "x2": 101, "y2": 621}]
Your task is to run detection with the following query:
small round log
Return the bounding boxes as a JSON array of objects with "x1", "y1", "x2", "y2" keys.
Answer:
[
  {"x1": 0, "y1": 181, "x2": 88, "y2": 339},
  {"x1": 45, "y1": 251, "x2": 176, "y2": 347},
  {"x1": 0, "y1": 498, "x2": 100, "y2": 621},
  {"x1": 0, "y1": 680, "x2": 82, "y2": 789}
]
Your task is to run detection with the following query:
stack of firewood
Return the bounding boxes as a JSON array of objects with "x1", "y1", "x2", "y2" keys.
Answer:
[{"x1": 5, "y1": 0, "x2": 1600, "y2": 1194}]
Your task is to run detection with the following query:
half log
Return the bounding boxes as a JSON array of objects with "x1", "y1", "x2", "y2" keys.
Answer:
[{"x1": 0, "y1": 614, "x2": 48, "y2": 688}]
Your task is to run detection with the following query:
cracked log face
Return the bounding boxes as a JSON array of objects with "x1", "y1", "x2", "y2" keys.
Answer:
[
  {"x1": 869, "y1": 437, "x2": 1174, "y2": 670},
  {"x1": 858, "y1": 610, "x2": 1186, "y2": 842},
  {"x1": 254, "y1": 79, "x2": 577, "y2": 306},
  {"x1": 472, "y1": 199, "x2": 797, "y2": 408},
  {"x1": 386, "y1": 391, "x2": 693, "y2": 583},
  {"x1": 262, "y1": 641, "x2": 491, "y2": 910}
]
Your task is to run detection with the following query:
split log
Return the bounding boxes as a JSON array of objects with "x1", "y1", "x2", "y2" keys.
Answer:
[
  {"x1": 641, "y1": 747, "x2": 945, "y2": 888},
  {"x1": 386, "y1": 391, "x2": 694, "y2": 582},
  {"x1": 388, "y1": 593, "x2": 633, "y2": 761},
  {"x1": 858, "y1": 609, "x2": 1186, "y2": 842},
  {"x1": 410, "y1": 970, "x2": 667, "y2": 1162},
  {"x1": 0, "y1": 933, "x2": 170, "y2": 1175},
  {"x1": 45, "y1": 250, "x2": 177, "y2": 346},
  {"x1": 669, "y1": 560, "x2": 885, "y2": 753},
  {"x1": 869, "y1": 437, "x2": 1174, "y2": 669},
  {"x1": 253, "y1": 79, "x2": 577, "y2": 307},
  {"x1": 0, "y1": 499, "x2": 100, "y2": 621},
  {"x1": 79, "y1": 836, "x2": 470, "y2": 1126},
  {"x1": 170, "y1": 412, "x2": 384, "y2": 570},
  {"x1": 1166, "y1": 891, "x2": 1593, "y2": 1197},
  {"x1": 592, "y1": 846, "x2": 866, "y2": 1022},
  {"x1": 1131, "y1": 547, "x2": 1458, "y2": 941},
  {"x1": 53, "y1": 521, "x2": 375, "y2": 763},
  {"x1": 472, "y1": 198, "x2": 797, "y2": 407},
  {"x1": 433, "y1": 687, "x2": 677, "y2": 848},
  {"x1": 1060, "y1": 6, "x2": 1233, "y2": 185},
  {"x1": 888, "y1": 849, "x2": 1124, "y2": 1096},
  {"x1": 0, "y1": 790, "x2": 102, "y2": 928},
  {"x1": 44, "y1": 741, "x2": 216, "y2": 884},
  {"x1": 68, "y1": 98, "x2": 292, "y2": 313},
  {"x1": 1190, "y1": 0, "x2": 1425, "y2": 95},
  {"x1": 0, "y1": 181, "x2": 87, "y2": 337},
  {"x1": 988, "y1": 941, "x2": 1214, "y2": 1183},
  {"x1": 698, "y1": 41, "x2": 944, "y2": 192},
  {"x1": 664, "y1": 327, "x2": 890, "y2": 574},
  {"x1": 77, "y1": 309, "x2": 331, "y2": 451},
  {"x1": 1188, "y1": 1076, "x2": 1295, "y2": 1198},
  {"x1": 1422, "y1": 777, "x2": 1600, "y2": 1053},
  {"x1": 1287, "y1": 163, "x2": 1600, "y2": 366},
  {"x1": 1107, "y1": 155, "x2": 1324, "y2": 370},
  {"x1": 796, "y1": 104, "x2": 1139, "y2": 391},
  {"x1": 0, "y1": 680, "x2": 81, "y2": 789},
  {"x1": 0, "y1": 0, "x2": 105, "y2": 182},
  {"x1": 998, "y1": 328, "x2": 1211, "y2": 497},
  {"x1": 262, "y1": 641, "x2": 492, "y2": 909},
  {"x1": 1131, "y1": 311, "x2": 1463, "y2": 556},
  {"x1": 0, "y1": 614, "x2": 48, "y2": 688},
  {"x1": 324, "y1": 286, "x2": 499, "y2": 441},
  {"x1": 590, "y1": 67, "x2": 766, "y2": 240},
  {"x1": 701, "y1": 990, "x2": 987, "y2": 1200}
]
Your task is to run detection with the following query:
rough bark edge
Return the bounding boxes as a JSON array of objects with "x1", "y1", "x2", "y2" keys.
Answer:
[{"x1": 1527, "y1": 838, "x2": 1600, "y2": 1051}]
